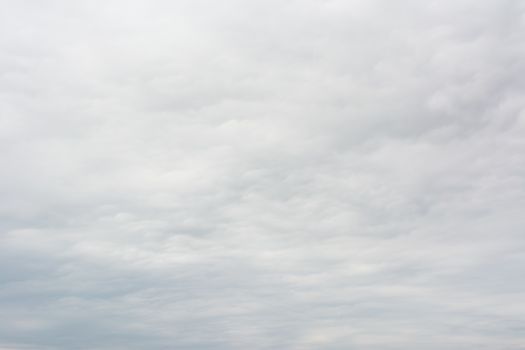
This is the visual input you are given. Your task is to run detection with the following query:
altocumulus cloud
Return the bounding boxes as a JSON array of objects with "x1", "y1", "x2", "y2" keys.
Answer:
[{"x1": 1, "y1": 0, "x2": 525, "y2": 349}]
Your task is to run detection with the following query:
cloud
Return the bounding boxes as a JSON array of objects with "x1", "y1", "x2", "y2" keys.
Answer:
[{"x1": 1, "y1": 0, "x2": 525, "y2": 349}]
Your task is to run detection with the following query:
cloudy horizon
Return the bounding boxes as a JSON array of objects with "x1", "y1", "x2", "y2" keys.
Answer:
[{"x1": 1, "y1": 0, "x2": 525, "y2": 349}]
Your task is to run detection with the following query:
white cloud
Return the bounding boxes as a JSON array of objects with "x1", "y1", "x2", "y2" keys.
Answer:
[{"x1": 1, "y1": 0, "x2": 525, "y2": 349}]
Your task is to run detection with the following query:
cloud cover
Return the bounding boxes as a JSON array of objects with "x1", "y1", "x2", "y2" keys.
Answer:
[{"x1": 1, "y1": 0, "x2": 525, "y2": 349}]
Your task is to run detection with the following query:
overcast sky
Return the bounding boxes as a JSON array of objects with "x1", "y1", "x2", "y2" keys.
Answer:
[{"x1": 1, "y1": 0, "x2": 525, "y2": 349}]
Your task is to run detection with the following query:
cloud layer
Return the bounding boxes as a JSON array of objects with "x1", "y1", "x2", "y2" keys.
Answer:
[{"x1": 1, "y1": 0, "x2": 525, "y2": 349}]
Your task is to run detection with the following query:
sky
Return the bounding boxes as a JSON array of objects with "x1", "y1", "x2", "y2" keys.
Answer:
[{"x1": 1, "y1": 0, "x2": 525, "y2": 349}]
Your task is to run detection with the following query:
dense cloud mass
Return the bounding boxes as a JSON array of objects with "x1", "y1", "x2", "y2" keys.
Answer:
[{"x1": 1, "y1": 0, "x2": 525, "y2": 349}]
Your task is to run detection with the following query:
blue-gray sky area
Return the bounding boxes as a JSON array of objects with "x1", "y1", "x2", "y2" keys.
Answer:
[{"x1": 1, "y1": 0, "x2": 525, "y2": 349}]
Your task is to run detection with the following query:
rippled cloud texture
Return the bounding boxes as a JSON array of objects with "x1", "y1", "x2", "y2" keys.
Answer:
[{"x1": 1, "y1": 0, "x2": 525, "y2": 349}]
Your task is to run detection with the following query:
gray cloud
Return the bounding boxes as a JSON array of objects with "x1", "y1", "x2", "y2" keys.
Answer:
[{"x1": 1, "y1": 0, "x2": 525, "y2": 349}]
